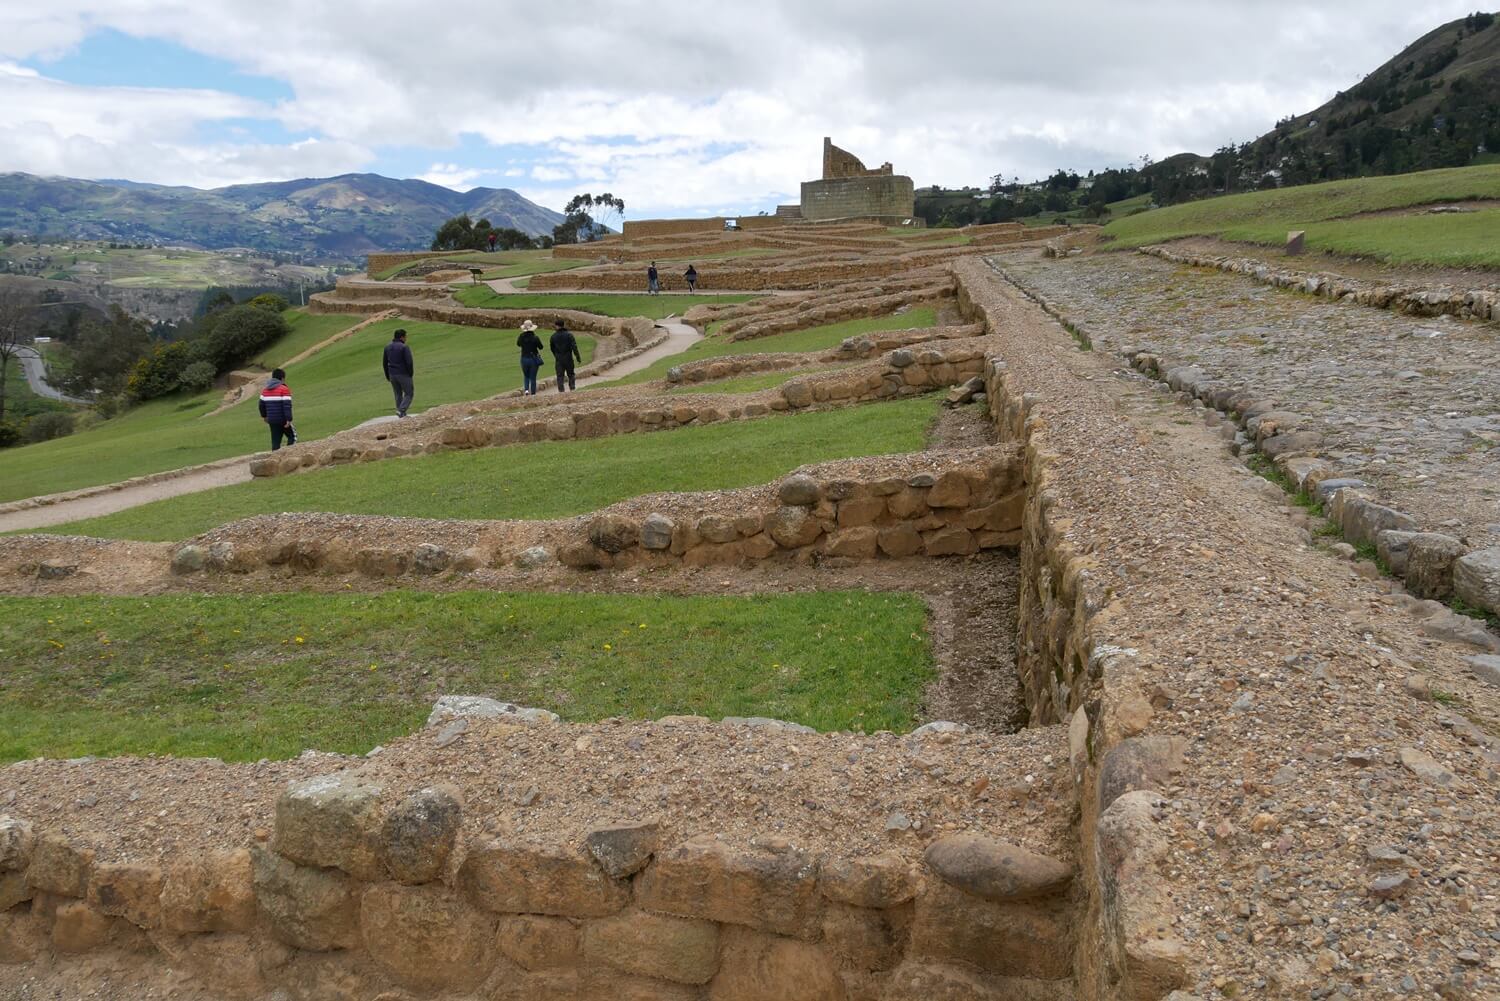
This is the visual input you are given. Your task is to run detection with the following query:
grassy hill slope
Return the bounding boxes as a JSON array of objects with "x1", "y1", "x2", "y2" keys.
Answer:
[
  {"x1": 1102, "y1": 164, "x2": 1500, "y2": 265},
  {"x1": 0, "y1": 312, "x2": 592, "y2": 501}
]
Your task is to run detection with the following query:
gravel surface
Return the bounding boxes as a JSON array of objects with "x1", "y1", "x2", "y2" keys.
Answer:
[
  {"x1": 962, "y1": 258, "x2": 1499, "y2": 999},
  {"x1": 996, "y1": 248, "x2": 1500, "y2": 548},
  {"x1": 0, "y1": 716, "x2": 1071, "y2": 868}
]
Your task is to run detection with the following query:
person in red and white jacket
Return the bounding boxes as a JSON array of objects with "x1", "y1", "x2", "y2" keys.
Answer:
[{"x1": 258, "y1": 368, "x2": 296, "y2": 450}]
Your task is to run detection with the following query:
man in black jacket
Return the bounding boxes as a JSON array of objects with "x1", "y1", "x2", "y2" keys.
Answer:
[
  {"x1": 549, "y1": 319, "x2": 583, "y2": 393},
  {"x1": 382, "y1": 328, "x2": 415, "y2": 417},
  {"x1": 258, "y1": 368, "x2": 296, "y2": 450}
]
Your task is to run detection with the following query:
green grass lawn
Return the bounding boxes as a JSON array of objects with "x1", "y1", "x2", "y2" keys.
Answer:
[
  {"x1": 53, "y1": 395, "x2": 941, "y2": 540},
  {"x1": 0, "y1": 589, "x2": 933, "y2": 761},
  {"x1": 452, "y1": 288, "x2": 756, "y2": 318},
  {"x1": 0, "y1": 318, "x2": 592, "y2": 503},
  {"x1": 479, "y1": 258, "x2": 588, "y2": 281},
  {"x1": 250, "y1": 310, "x2": 367, "y2": 368},
  {"x1": 1200, "y1": 207, "x2": 1500, "y2": 269},
  {"x1": 1103, "y1": 164, "x2": 1500, "y2": 260},
  {"x1": 597, "y1": 307, "x2": 938, "y2": 388}
]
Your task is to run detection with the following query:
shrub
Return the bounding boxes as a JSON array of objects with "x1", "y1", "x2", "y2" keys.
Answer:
[
  {"x1": 0, "y1": 421, "x2": 19, "y2": 448},
  {"x1": 127, "y1": 340, "x2": 196, "y2": 401},
  {"x1": 179, "y1": 360, "x2": 217, "y2": 392},
  {"x1": 247, "y1": 293, "x2": 290, "y2": 312},
  {"x1": 23, "y1": 411, "x2": 75, "y2": 443},
  {"x1": 200, "y1": 304, "x2": 290, "y2": 371}
]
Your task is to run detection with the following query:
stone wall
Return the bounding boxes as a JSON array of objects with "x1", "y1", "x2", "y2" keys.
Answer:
[
  {"x1": 307, "y1": 289, "x2": 655, "y2": 345},
  {"x1": 800, "y1": 175, "x2": 916, "y2": 223},
  {"x1": 0, "y1": 716, "x2": 1078, "y2": 1000},
  {"x1": 365, "y1": 250, "x2": 478, "y2": 276},
  {"x1": 970, "y1": 225, "x2": 1075, "y2": 248},
  {"x1": 529, "y1": 248, "x2": 967, "y2": 293},
  {"x1": 991, "y1": 257, "x2": 1500, "y2": 628},
  {"x1": 1139, "y1": 245, "x2": 1499, "y2": 322},
  {"x1": 955, "y1": 258, "x2": 1192, "y2": 1001},
  {"x1": 621, "y1": 218, "x2": 728, "y2": 239},
  {"x1": 663, "y1": 324, "x2": 986, "y2": 386}
]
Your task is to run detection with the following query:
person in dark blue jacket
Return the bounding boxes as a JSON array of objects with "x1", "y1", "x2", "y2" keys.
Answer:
[
  {"x1": 382, "y1": 329, "x2": 415, "y2": 417},
  {"x1": 258, "y1": 368, "x2": 296, "y2": 450}
]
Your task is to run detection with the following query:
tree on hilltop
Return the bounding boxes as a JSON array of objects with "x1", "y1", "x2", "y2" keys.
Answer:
[{"x1": 552, "y1": 193, "x2": 625, "y2": 245}]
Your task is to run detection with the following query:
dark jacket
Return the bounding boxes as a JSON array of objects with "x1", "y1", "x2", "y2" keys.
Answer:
[
  {"x1": 549, "y1": 328, "x2": 582, "y2": 362},
  {"x1": 258, "y1": 378, "x2": 293, "y2": 426},
  {"x1": 516, "y1": 330, "x2": 544, "y2": 359},
  {"x1": 382, "y1": 339, "x2": 414, "y2": 379}
]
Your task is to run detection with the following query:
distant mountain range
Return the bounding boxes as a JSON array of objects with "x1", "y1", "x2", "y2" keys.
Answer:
[{"x1": 0, "y1": 173, "x2": 565, "y2": 262}]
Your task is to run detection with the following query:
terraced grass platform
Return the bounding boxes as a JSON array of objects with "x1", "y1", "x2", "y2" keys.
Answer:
[
  {"x1": 47, "y1": 395, "x2": 942, "y2": 541},
  {"x1": 597, "y1": 307, "x2": 938, "y2": 388},
  {"x1": 0, "y1": 315, "x2": 593, "y2": 503},
  {"x1": 452, "y1": 288, "x2": 757, "y2": 318},
  {"x1": 0, "y1": 589, "x2": 931, "y2": 762}
]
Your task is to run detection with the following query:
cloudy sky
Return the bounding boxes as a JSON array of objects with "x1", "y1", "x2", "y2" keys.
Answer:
[{"x1": 0, "y1": 2, "x2": 1480, "y2": 217}]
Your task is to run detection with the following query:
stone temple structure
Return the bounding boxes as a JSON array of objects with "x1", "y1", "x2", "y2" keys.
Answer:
[{"x1": 796, "y1": 137, "x2": 916, "y2": 223}]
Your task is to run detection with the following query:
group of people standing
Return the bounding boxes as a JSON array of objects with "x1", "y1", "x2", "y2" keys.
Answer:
[
  {"x1": 646, "y1": 261, "x2": 698, "y2": 294},
  {"x1": 258, "y1": 320, "x2": 585, "y2": 450}
]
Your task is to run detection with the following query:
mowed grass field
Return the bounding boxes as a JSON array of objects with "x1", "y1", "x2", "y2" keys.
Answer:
[
  {"x1": 51, "y1": 394, "x2": 941, "y2": 540},
  {"x1": 597, "y1": 307, "x2": 938, "y2": 388},
  {"x1": 1103, "y1": 164, "x2": 1500, "y2": 265},
  {"x1": 0, "y1": 589, "x2": 933, "y2": 761},
  {"x1": 452, "y1": 288, "x2": 756, "y2": 318},
  {"x1": 0, "y1": 313, "x2": 592, "y2": 503}
]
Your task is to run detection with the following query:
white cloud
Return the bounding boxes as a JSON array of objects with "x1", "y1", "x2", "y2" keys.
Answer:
[
  {"x1": 415, "y1": 163, "x2": 491, "y2": 190},
  {"x1": 0, "y1": 1, "x2": 1485, "y2": 213}
]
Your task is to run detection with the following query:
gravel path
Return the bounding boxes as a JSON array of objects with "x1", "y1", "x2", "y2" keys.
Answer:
[
  {"x1": 961, "y1": 259, "x2": 1499, "y2": 999},
  {"x1": 995, "y1": 249, "x2": 1500, "y2": 548},
  {"x1": 15, "y1": 346, "x2": 88, "y2": 404}
]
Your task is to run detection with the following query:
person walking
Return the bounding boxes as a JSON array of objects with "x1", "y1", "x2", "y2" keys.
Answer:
[
  {"x1": 486, "y1": 231, "x2": 497, "y2": 252},
  {"x1": 258, "y1": 368, "x2": 296, "y2": 450},
  {"x1": 684, "y1": 264, "x2": 699, "y2": 292},
  {"x1": 516, "y1": 319, "x2": 544, "y2": 395},
  {"x1": 382, "y1": 328, "x2": 415, "y2": 417},
  {"x1": 549, "y1": 318, "x2": 582, "y2": 393},
  {"x1": 646, "y1": 261, "x2": 660, "y2": 295}
]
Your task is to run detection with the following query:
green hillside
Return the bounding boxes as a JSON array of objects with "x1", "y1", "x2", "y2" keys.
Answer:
[
  {"x1": 1248, "y1": 12, "x2": 1500, "y2": 180},
  {"x1": 1102, "y1": 164, "x2": 1500, "y2": 265},
  {"x1": 0, "y1": 314, "x2": 591, "y2": 502}
]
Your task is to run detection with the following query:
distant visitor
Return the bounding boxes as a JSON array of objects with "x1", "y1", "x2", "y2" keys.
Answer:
[
  {"x1": 646, "y1": 261, "x2": 660, "y2": 295},
  {"x1": 383, "y1": 328, "x2": 415, "y2": 418},
  {"x1": 258, "y1": 368, "x2": 296, "y2": 451},
  {"x1": 550, "y1": 318, "x2": 582, "y2": 393},
  {"x1": 684, "y1": 264, "x2": 699, "y2": 291},
  {"x1": 516, "y1": 319, "x2": 544, "y2": 396}
]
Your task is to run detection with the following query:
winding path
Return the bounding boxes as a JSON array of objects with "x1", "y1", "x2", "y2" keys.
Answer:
[
  {"x1": 0, "y1": 321, "x2": 704, "y2": 534},
  {"x1": 16, "y1": 346, "x2": 89, "y2": 404}
]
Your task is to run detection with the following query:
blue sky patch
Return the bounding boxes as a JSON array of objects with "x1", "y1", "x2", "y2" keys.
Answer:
[{"x1": 31, "y1": 28, "x2": 293, "y2": 103}]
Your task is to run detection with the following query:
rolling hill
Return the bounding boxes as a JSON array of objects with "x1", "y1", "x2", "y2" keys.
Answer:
[
  {"x1": 0, "y1": 173, "x2": 565, "y2": 262},
  {"x1": 1250, "y1": 11, "x2": 1500, "y2": 178}
]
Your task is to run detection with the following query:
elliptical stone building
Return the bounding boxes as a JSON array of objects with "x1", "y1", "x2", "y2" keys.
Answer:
[{"x1": 795, "y1": 137, "x2": 916, "y2": 224}]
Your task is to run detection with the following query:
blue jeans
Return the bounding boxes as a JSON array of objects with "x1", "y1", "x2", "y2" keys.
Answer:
[{"x1": 521, "y1": 356, "x2": 541, "y2": 394}]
